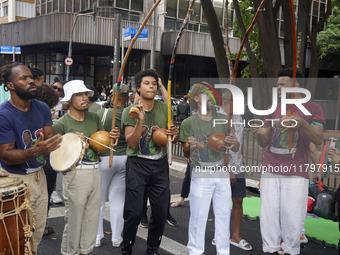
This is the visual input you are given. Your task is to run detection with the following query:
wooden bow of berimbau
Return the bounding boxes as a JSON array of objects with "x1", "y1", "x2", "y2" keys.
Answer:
[{"x1": 109, "y1": 0, "x2": 162, "y2": 167}]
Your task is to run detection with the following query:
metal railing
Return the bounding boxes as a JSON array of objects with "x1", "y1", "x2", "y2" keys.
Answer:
[{"x1": 171, "y1": 129, "x2": 339, "y2": 190}]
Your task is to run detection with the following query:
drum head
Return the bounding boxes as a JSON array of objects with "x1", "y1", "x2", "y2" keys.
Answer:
[{"x1": 50, "y1": 133, "x2": 83, "y2": 172}]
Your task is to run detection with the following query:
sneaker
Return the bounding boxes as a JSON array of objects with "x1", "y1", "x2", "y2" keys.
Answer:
[
  {"x1": 50, "y1": 191, "x2": 63, "y2": 204},
  {"x1": 112, "y1": 237, "x2": 123, "y2": 247},
  {"x1": 300, "y1": 233, "x2": 308, "y2": 244},
  {"x1": 278, "y1": 248, "x2": 285, "y2": 255},
  {"x1": 166, "y1": 215, "x2": 178, "y2": 227},
  {"x1": 94, "y1": 239, "x2": 101, "y2": 248},
  {"x1": 140, "y1": 217, "x2": 149, "y2": 228}
]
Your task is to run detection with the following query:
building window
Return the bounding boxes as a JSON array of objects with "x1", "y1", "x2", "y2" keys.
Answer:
[
  {"x1": 53, "y1": 0, "x2": 58, "y2": 12},
  {"x1": 178, "y1": 0, "x2": 189, "y2": 19},
  {"x1": 1, "y1": 2, "x2": 8, "y2": 17},
  {"x1": 191, "y1": 0, "x2": 200, "y2": 22},
  {"x1": 116, "y1": 0, "x2": 128, "y2": 9},
  {"x1": 166, "y1": 0, "x2": 177, "y2": 18},
  {"x1": 81, "y1": 0, "x2": 88, "y2": 10},
  {"x1": 164, "y1": 18, "x2": 176, "y2": 31},
  {"x1": 74, "y1": 0, "x2": 80, "y2": 12},
  {"x1": 66, "y1": 0, "x2": 72, "y2": 12},
  {"x1": 131, "y1": 0, "x2": 143, "y2": 12},
  {"x1": 60, "y1": 0, "x2": 65, "y2": 12}
]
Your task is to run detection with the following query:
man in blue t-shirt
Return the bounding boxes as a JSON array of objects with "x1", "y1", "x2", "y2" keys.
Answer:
[{"x1": 0, "y1": 63, "x2": 62, "y2": 253}]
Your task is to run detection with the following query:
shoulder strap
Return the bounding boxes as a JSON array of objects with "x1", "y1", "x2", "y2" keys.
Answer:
[{"x1": 101, "y1": 108, "x2": 109, "y2": 125}]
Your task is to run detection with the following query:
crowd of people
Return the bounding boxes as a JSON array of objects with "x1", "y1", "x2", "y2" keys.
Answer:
[{"x1": 0, "y1": 62, "x2": 338, "y2": 255}]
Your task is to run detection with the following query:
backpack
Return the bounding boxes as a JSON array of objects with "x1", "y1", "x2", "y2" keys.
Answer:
[
  {"x1": 309, "y1": 181, "x2": 328, "y2": 200},
  {"x1": 313, "y1": 190, "x2": 337, "y2": 220}
]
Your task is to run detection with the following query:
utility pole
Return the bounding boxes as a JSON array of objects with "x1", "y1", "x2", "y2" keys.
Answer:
[
  {"x1": 150, "y1": 0, "x2": 156, "y2": 69},
  {"x1": 66, "y1": 6, "x2": 96, "y2": 81},
  {"x1": 112, "y1": 14, "x2": 121, "y2": 85}
]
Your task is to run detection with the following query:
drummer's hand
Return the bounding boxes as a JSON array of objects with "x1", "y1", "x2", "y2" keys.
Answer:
[
  {"x1": 225, "y1": 133, "x2": 239, "y2": 152},
  {"x1": 166, "y1": 125, "x2": 179, "y2": 143},
  {"x1": 188, "y1": 136, "x2": 198, "y2": 150},
  {"x1": 0, "y1": 171, "x2": 9, "y2": 177},
  {"x1": 35, "y1": 133, "x2": 63, "y2": 153},
  {"x1": 110, "y1": 128, "x2": 120, "y2": 146},
  {"x1": 136, "y1": 102, "x2": 145, "y2": 121}
]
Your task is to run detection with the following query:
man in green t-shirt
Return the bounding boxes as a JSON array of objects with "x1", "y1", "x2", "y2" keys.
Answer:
[
  {"x1": 53, "y1": 80, "x2": 119, "y2": 255},
  {"x1": 179, "y1": 82, "x2": 239, "y2": 255},
  {"x1": 121, "y1": 69, "x2": 179, "y2": 255},
  {"x1": 94, "y1": 83, "x2": 129, "y2": 248}
]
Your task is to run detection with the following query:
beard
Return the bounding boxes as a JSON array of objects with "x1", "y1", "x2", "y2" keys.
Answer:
[{"x1": 14, "y1": 82, "x2": 37, "y2": 100}]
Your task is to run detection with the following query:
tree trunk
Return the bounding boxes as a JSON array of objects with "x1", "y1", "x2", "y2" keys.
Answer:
[
  {"x1": 296, "y1": 0, "x2": 309, "y2": 74},
  {"x1": 232, "y1": 0, "x2": 263, "y2": 111},
  {"x1": 253, "y1": 0, "x2": 281, "y2": 109},
  {"x1": 307, "y1": 0, "x2": 332, "y2": 99},
  {"x1": 282, "y1": 0, "x2": 293, "y2": 68},
  {"x1": 253, "y1": 0, "x2": 282, "y2": 78},
  {"x1": 201, "y1": 0, "x2": 229, "y2": 78},
  {"x1": 232, "y1": 0, "x2": 259, "y2": 79}
]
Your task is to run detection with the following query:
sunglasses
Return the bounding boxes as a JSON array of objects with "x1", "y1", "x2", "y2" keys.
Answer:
[{"x1": 52, "y1": 85, "x2": 63, "y2": 92}]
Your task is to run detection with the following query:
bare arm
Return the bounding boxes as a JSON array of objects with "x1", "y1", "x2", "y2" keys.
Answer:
[
  {"x1": 183, "y1": 142, "x2": 190, "y2": 158},
  {"x1": 0, "y1": 128, "x2": 62, "y2": 166},
  {"x1": 125, "y1": 104, "x2": 145, "y2": 149},
  {"x1": 309, "y1": 142, "x2": 322, "y2": 164},
  {"x1": 284, "y1": 115, "x2": 323, "y2": 146}
]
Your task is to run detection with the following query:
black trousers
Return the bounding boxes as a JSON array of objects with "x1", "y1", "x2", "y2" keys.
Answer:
[
  {"x1": 43, "y1": 157, "x2": 57, "y2": 211},
  {"x1": 122, "y1": 156, "x2": 170, "y2": 255},
  {"x1": 180, "y1": 163, "x2": 191, "y2": 198}
]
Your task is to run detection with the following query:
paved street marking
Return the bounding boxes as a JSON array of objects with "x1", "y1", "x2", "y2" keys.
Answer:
[{"x1": 48, "y1": 194, "x2": 189, "y2": 255}]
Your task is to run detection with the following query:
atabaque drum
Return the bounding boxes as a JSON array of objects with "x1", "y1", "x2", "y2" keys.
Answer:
[
  {"x1": 152, "y1": 129, "x2": 168, "y2": 147},
  {"x1": 89, "y1": 131, "x2": 110, "y2": 153},
  {"x1": 208, "y1": 133, "x2": 227, "y2": 152},
  {"x1": 50, "y1": 133, "x2": 86, "y2": 172},
  {"x1": 0, "y1": 177, "x2": 33, "y2": 255}
]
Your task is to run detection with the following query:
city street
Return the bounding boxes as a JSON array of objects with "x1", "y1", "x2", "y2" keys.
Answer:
[{"x1": 37, "y1": 164, "x2": 338, "y2": 255}]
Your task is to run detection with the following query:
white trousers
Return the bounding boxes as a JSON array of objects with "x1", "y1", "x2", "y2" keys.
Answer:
[
  {"x1": 188, "y1": 177, "x2": 231, "y2": 255},
  {"x1": 260, "y1": 172, "x2": 308, "y2": 255},
  {"x1": 96, "y1": 155, "x2": 127, "y2": 243}
]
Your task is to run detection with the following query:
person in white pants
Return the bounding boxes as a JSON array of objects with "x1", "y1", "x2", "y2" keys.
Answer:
[
  {"x1": 96, "y1": 155, "x2": 127, "y2": 247},
  {"x1": 94, "y1": 83, "x2": 130, "y2": 248},
  {"x1": 179, "y1": 82, "x2": 240, "y2": 255},
  {"x1": 253, "y1": 68, "x2": 325, "y2": 255}
]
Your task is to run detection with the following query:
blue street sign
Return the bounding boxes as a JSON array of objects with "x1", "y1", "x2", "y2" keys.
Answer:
[
  {"x1": 0, "y1": 46, "x2": 21, "y2": 54},
  {"x1": 131, "y1": 28, "x2": 148, "y2": 41},
  {"x1": 123, "y1": 26, "x2": 132, "y2": 41}
]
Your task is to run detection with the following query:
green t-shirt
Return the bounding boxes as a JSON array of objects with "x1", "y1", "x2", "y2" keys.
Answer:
[
  {"x1": 121, "y1": 100, "x2": 169, "y2": 158},
  {"x1": 52, "y1": 111, "x2": 104, "y2": 163},
  {"x1": 179, "y1": 112, "x2": 235, "y2": 167},
  {"x1": 88, "y1": 102, "x2": 102, "y2": 113},
  {"x1": 96, "y1": 107, "x2": 127, "y2": 156}
]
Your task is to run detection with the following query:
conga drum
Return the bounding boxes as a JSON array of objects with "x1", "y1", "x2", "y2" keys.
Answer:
[
  {"x1": 50, "y1": 133, "x2": 86, "y2": 172},
  {"x1": 0, "y1": 177, "x2": 34, "y2": 255}
]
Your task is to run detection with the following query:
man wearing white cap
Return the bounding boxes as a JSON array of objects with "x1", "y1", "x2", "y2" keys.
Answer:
[{"x1": 53, "y1": 80, "x2": 120, "y2": 255}]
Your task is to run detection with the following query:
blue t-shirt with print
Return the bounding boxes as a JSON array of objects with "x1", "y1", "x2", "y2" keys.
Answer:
[{"x1": 0, "y1": 99, "x2": 53, "y2": 174}]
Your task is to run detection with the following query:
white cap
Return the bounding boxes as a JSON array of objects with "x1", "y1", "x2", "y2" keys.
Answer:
[{"x1": 60, "y1": 80, "x2": 94, "y2": 104}]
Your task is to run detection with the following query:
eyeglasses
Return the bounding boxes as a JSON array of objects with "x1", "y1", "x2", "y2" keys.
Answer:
[{"x1": 52, "y1": 85, "x2": 63, "y2": 92}]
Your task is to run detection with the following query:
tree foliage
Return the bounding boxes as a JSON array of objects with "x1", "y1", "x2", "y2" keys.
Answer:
[
  {"x1": 231, "y1": 0, "x2": 264, "y2": 78},
  {"x1": 317, "y1": 7, "x2": 340, "y2": 59}
]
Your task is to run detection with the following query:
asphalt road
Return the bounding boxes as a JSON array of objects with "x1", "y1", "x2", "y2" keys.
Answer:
[{"x1": 37, "y1": 168, "x2": 338, "y2": 255}]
